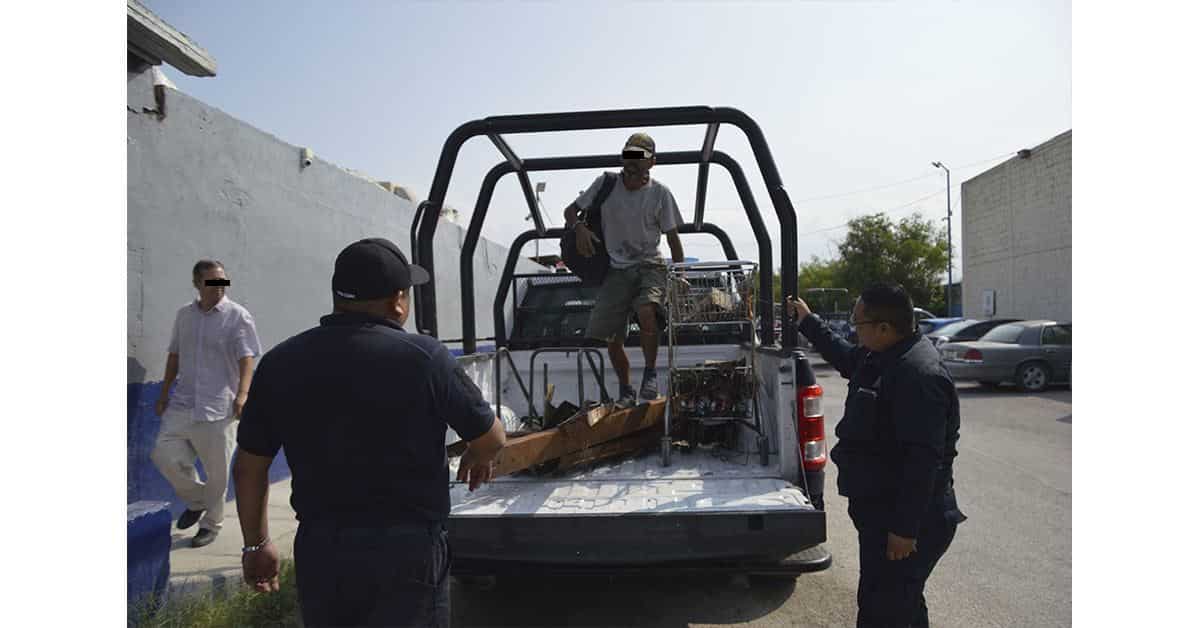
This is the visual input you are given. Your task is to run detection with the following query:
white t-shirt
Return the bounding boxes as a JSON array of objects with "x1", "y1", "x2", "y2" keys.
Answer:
[{"x1": 575, "y1": 173, "x2": 684, "y2": 269}]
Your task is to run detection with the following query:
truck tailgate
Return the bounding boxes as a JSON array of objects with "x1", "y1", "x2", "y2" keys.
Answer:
[{"x1": 448, "y1": 453, "x2": 825, "y2": 564}]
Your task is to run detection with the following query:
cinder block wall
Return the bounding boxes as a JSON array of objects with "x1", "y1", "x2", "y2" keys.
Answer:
[
  {"x1": 127, "y1": 69, "x2": 540, "y2": 507},
  {"x1": 960, "y1": 131, "x2": 1071, "y2": 322}
]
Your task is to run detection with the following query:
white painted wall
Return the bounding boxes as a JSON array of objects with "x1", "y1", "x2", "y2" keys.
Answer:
[{"x1": 127, "y1": 68, "x2": 540, "y2": 384}]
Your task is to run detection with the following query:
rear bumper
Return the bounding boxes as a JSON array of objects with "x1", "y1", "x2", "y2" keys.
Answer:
[
  {"x1": 944, "y1": 362, "x2": 1006, "y2": 382},
  {"x1": 451, "y1": 544, "x2": 832, "y2": 578},
  {"x1": 447, "y1": 508, "x2": 827, "y2": 565}
]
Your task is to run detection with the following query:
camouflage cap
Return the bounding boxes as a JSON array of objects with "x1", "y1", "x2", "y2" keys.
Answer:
[{"x1": 623, "y1": 132, "x2": 656, "y2": 157}]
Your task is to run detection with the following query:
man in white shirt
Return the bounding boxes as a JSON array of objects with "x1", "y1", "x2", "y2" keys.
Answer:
[{"x1": 152, "y1": 260, "x2": 263, "y2": 547}]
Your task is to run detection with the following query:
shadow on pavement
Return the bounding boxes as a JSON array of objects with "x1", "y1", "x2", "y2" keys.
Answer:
[{"x1": 451, "y1": 573, "x2": 795, "y2": 627}]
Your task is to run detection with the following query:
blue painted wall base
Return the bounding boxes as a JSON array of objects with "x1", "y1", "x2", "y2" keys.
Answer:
[
  {"x1": 127, "y1": 501, "x2": 171, "y2": 609},
  {"x1": 128, "y1": 382, "x2": 291, "y2": 519}
]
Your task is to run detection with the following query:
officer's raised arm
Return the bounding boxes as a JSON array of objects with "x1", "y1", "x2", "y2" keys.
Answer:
[{"x1": 788, "y1": 295, "x2": 862, "y2": 379}]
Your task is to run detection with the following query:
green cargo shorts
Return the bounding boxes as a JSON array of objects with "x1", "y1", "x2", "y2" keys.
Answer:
[{"x1": 586, "y1": 261, "x2": 668, "y2": 343}]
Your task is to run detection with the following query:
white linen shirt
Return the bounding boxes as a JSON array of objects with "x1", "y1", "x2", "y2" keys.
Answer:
[{"x1": 167, "y1": 296, "x2": 263, "y2": 422}]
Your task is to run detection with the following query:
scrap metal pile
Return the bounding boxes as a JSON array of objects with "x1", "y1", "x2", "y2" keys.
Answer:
[
  {"x1": 448, "y1": 356, "x2": 756, "y2": 477},
  {"x1": 670, "y1": 276, "x2": 753, "y2": 324},
  {"x1": 670, "y1": 358, "x2": 755, "y2": 451},
  {"x1": 671, "y1": 359, "x2": 753, "y2": 419}
]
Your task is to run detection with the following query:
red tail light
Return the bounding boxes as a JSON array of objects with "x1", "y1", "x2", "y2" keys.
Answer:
[
  {"x1": 797, "y1": 385, "x2": 826, "y2": 471},
  {"x1": 963, "y1": 348, "x2": 983, "y2": 363}
]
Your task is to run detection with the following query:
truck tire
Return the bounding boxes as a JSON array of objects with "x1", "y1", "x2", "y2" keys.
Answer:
[{"x1": 1017, "y1": 362, "x2": 1050, "y2": 393}]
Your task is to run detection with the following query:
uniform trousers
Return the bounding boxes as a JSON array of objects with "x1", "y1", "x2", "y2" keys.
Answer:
[
  {"x1": 294, "y1": 519, "x2": 451, "y2": 628},
  {"x1": 848, "y1": 494, "x2": 960, "y2": 628}
]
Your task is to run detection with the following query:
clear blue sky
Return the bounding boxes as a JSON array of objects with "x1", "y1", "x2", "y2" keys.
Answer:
[{"x1": 146, "y1": 0, "x2": 1070, "y2": 275}]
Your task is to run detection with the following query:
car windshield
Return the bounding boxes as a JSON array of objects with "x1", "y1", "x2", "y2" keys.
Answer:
[
  {"x1": 979, "y1": 323, "x2": 1026, "y2": 344},
  {"x1": 934, "y1": 320, "x2": 978, "y2": 337}
]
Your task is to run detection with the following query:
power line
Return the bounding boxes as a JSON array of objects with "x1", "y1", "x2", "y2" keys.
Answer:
[
  {"x1": 792, "y1": 172, "x2": 941, "y2": 204},
  {"x1": 795, "y1": 188, "x2": 947, "y2": 237},
  {"x1": 791, "y1": 151, "x2": 1015, "y2": 204}
]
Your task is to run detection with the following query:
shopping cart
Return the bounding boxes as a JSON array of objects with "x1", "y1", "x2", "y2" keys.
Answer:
[{"x1": 661, "y1": 260, "x2": 769, "y2": 467}]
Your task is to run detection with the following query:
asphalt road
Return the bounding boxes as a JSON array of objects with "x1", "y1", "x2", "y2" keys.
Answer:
[{"x1": 450, "y1": 357, "x2": 1072, "y2": 627}]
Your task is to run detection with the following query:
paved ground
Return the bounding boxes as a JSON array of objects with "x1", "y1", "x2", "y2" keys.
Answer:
[
  {"x1": 451, "y1": 357, "x2": 1072, "y2": 627},
  {"x1": 164, "y1": 355, "x2": 1071, "y2": 627}
]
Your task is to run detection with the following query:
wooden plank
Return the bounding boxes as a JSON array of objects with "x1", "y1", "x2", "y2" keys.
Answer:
[
  {"x1": 490, "y1": 399, "x2": 666, "y2": 477},
  {"x1": 554, "y1": 428, "x2": 661, "y2": 471},
  {"x1": 585, "y1": 402, "x2": 615, "y2": 427}
]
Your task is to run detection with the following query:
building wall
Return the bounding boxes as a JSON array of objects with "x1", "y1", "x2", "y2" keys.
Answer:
[
  {"x1": 127, "y1": 69, "x2": 539, "y2": 506},
  {"x1": 960, "y1": 130, "x2": 1071, "y2": 323}
]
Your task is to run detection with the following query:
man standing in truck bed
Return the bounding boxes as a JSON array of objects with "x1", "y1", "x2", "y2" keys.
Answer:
[
  {"x1": 789, "y1": 284, "x2": 966, "y2": 628},
  {"x1": 564, "y1": 132, "x2": 686, "y2": 408}
]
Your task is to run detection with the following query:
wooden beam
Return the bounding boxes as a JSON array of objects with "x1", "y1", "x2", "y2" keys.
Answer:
[
  {"x1": 554, "y1": 428, "x2": 661, "y2": 471},
  {"x1": 489, "y1": 399, "x2": 666, "y2": 477}
]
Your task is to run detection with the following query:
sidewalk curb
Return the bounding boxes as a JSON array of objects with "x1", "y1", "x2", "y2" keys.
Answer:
[
  {"x1": 168, "y1": 568, "x2": 245, "y2": 599},
  {"x1": 166, "y1": 527, "x2": 298, "y2": 600}
]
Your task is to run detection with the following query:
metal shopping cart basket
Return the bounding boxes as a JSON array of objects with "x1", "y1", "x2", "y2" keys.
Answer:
[{"x1": 661, "y1": 260, "x2": 769, "y2": 467}]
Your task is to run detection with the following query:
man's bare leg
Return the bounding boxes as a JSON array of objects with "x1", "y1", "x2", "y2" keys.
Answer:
[
  {"x1": 608, "y1": 339, "x2": 636, "y2": 407},
  {"x1": 636, "y1": 304, "x2": 661, "y2": 400},
  {"x1": 637, "y1": 304, "x2": 659, "y2": 368}
]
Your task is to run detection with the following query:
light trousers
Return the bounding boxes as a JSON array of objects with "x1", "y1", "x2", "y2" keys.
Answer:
[{"x1": 150, "y1": 406, "x2": 237, "y2": 532}]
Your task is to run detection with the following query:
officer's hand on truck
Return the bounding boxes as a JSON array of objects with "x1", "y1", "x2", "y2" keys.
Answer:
[
  {"x1": 786, "y1": 295, "x2": 812, "y2": 320},
  {"x1": 457, "y1": 446, "x2": 498, "y2": 492}
]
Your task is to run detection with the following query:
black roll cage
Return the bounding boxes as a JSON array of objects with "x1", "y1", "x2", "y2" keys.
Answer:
[{"x1": 411, "y1": 106, "x2": 801, "y2": 351}]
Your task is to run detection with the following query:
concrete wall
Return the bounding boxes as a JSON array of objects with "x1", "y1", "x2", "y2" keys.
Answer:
[
  {"x1": 127, "y1": 69, "x2": 540, "y2": 506},
  {"x1": 960, "y1": 130, "x2": 1071, "y2": 322}
]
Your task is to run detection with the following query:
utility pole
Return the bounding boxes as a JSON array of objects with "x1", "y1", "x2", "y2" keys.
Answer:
[
  {"x1": 527, "y1": 181, "x2": 548, "y2": 263},
  {"x1": 932, "y1": 162, "x2": 952, "y2": 316}
]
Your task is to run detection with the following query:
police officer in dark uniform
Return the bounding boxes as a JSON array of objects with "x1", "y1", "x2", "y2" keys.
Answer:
[
  {"x1": 232, "y1": 237, "x2": 506, "y2": 627},
  {"x1": 788, "y1": 283, "x2": 966, "y2": 628}
]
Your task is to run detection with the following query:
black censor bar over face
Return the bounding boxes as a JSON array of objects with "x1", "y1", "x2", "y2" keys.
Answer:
[
  {"x1": 622, "y1": 150, "x2": 652, "y2": 160},
  {"x1": 205, "y1": 279, "x2": 231, "y2": 287}
]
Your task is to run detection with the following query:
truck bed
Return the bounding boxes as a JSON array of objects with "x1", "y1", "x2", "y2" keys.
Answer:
[
  {"x1": 450, "y1": 447, "x2": 810, "y2": 516},
  {"x1": 446, "y1": 344, "x2": 825, "y2": 567}
]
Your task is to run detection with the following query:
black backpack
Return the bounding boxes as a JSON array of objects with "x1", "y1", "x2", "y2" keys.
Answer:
[{"x1": 560, "y1": 172, "x2": 619, "y2": 286}]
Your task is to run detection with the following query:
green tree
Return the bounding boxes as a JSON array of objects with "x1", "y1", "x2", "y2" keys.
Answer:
[
  {"x1": 836, "y1": 212, "x2": 949, "y2": 313},
  {"x1": 798, "y1": 256, "x2": 844, "y2": 294}
]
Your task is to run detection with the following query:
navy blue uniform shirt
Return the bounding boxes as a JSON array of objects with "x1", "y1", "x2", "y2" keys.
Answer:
[
  {"x1": 799, "y1": 314, "x2": 961, "y2": 539},
  {"x1": 238, "y1": 312, "x2": 495, "y2": 525}
]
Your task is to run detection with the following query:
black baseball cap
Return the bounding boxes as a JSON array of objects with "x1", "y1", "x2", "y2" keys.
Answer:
[{"x1": 331, "y1": 237, "x2": 430, "y2": 301}]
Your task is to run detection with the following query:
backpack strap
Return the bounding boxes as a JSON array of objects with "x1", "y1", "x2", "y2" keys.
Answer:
[
  {"x1": 581, "y1": 172, "x2": 620, "y2": 223},
  {"x1": 593, "y1": 172, "x2": 619, "y2": 211}
]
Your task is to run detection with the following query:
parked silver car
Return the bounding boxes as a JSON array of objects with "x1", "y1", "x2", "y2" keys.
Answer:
[
  {"x1": 928, "y1": 318, "x2": 1022, "y2": 348},
  {"x1": 939, "y1": 320, "x2": 1071, "y2": 392}
]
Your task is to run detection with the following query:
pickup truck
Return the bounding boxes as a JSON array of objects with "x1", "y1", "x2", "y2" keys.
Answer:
[{"x1": 409, "y1": 106, "x2": 832, "y2": 579}]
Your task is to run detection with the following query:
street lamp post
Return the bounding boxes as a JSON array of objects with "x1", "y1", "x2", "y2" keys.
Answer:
[
  {"x1": 528, "y1": 181, "x2": 548, "y2": 262},
  {"x1": 932, "y1": 161, "x2": 952, "y2": 316}
]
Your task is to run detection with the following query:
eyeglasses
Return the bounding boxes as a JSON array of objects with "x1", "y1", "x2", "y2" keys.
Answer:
[{"x1": 849, "y1": 319, "x2": 883, "y2": 330}]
